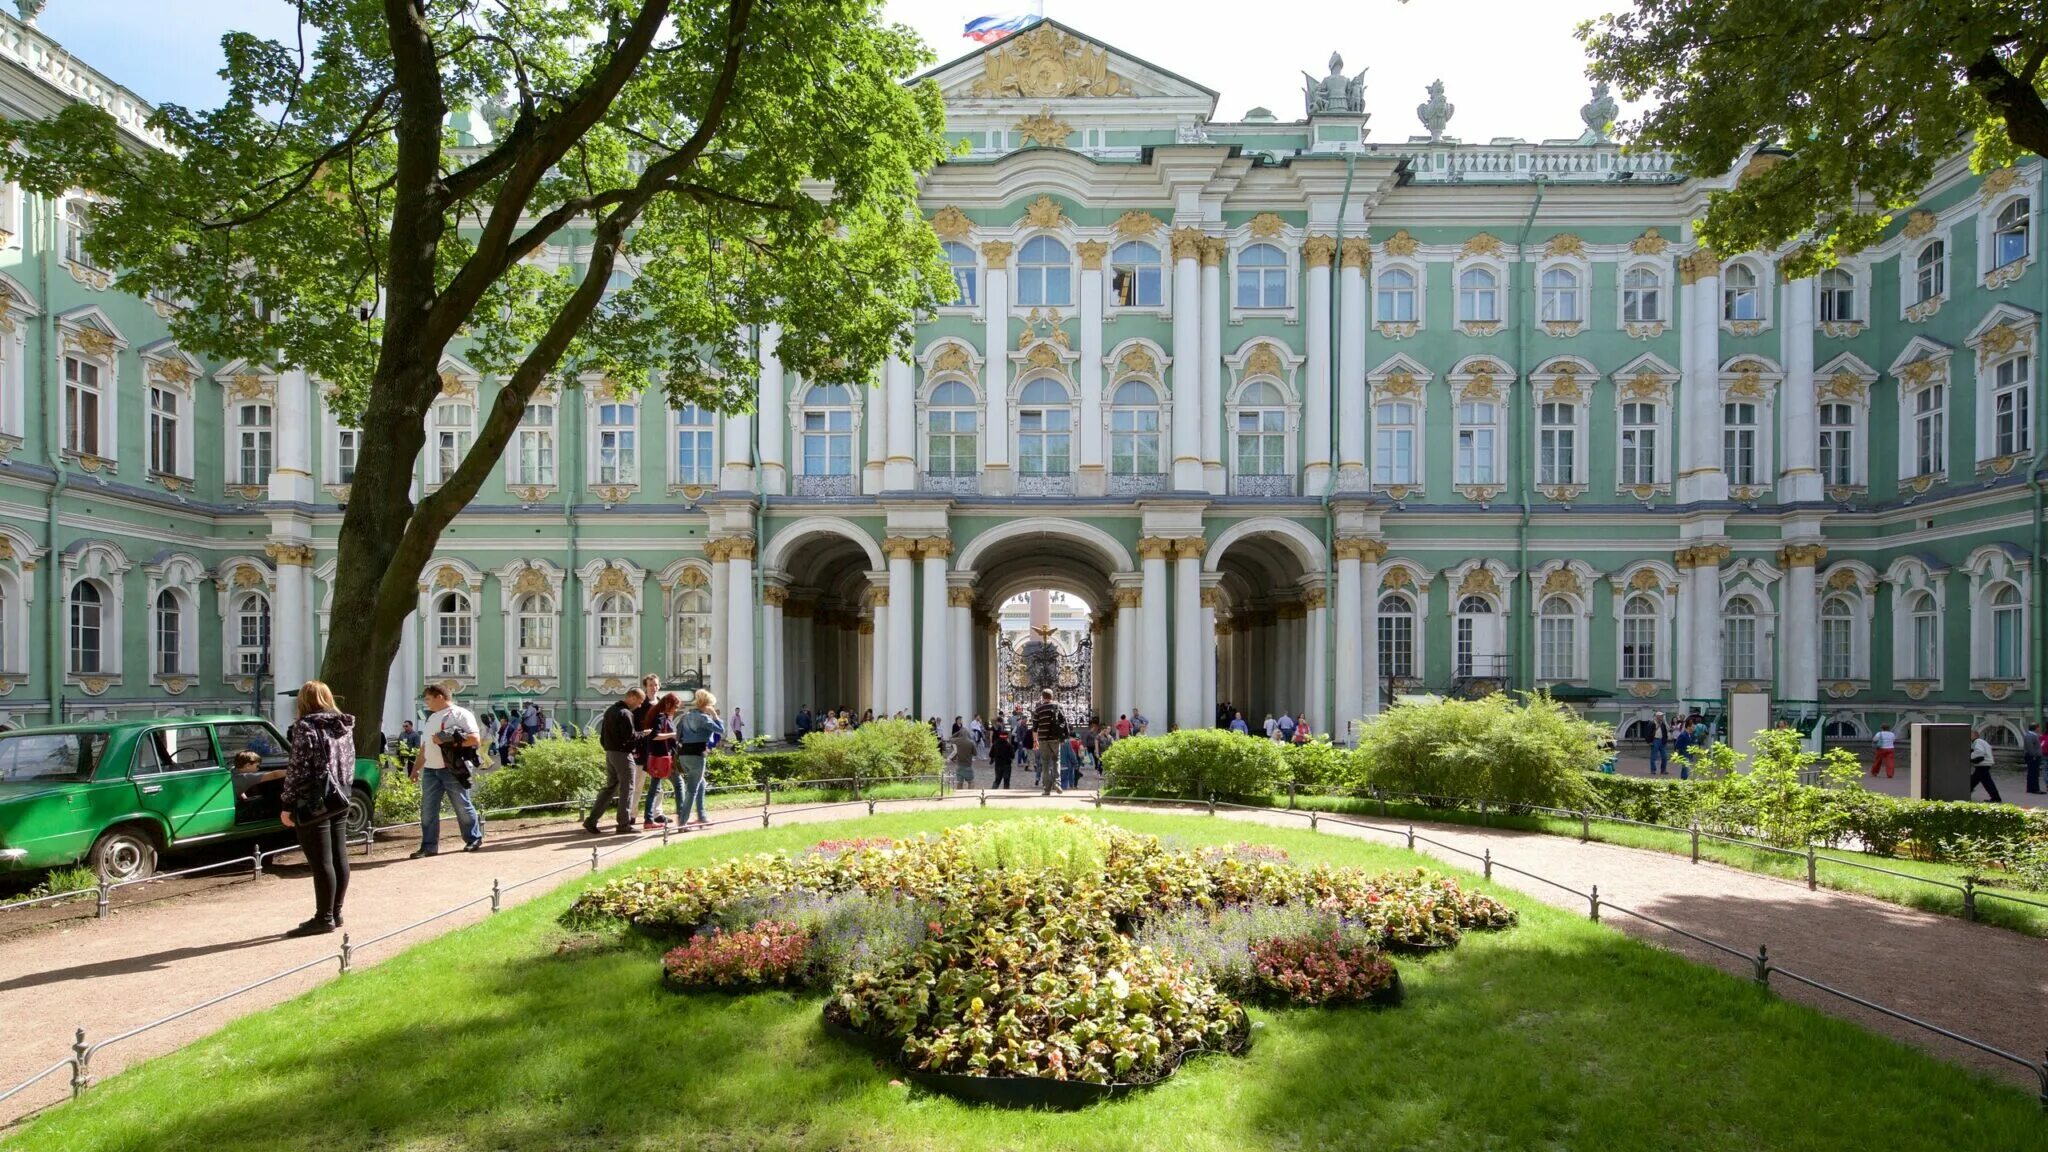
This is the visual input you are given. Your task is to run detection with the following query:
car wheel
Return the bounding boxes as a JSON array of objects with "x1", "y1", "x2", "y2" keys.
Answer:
[
  {"x1": 344, "y1": 787, "x2": 373, "y2": 841},
  {"x1": 89, "y1": 826, "x2": 158, "y2": 884}
]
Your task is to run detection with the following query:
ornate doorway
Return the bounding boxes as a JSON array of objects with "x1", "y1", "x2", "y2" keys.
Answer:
[{"x1": 994, "y1": 590, "x2": 1094, "y2": 726}]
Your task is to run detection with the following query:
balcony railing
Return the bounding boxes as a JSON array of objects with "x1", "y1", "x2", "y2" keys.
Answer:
[
  {"x1": 921, "y1": 471, "x2": 980, "y2": 496},
  {"x1": 792, "y1": 474, "x2": 858, "y2": 497},
  {"x1": 1016, "y1": 472, "x2": 1074, "y2": 497},
  {"x1": 1232, "y1": 473, "x2": 1296, "y2": 497},
  {"x1": 1107, "y1": 473, "x2": 1168, "y2": 497}
]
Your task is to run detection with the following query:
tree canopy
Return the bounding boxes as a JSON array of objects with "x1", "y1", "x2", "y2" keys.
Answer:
[
  {"x1": 1582, "y1": 0, "x2": 2048, "y2": 275},
  {"x1": 0, "y1": 0, "x2": 954, "y2": 733}
]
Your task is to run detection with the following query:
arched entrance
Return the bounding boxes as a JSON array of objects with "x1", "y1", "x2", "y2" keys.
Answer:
[
  {"x1": 955, "y1": 519, "x2": 1128, "y2": 728},
  {"x1": 762, "y1": 523, "x2": 884, "y2": 736},
  {"x1": 993, "y1": 591, "x2": 1095, "y2": 727},
  {"x1": 1208, "y1": 520, "x2": 1326, "y2": 733}
]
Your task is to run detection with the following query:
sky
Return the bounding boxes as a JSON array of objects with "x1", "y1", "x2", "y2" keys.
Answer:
[{"x1": 30, "y1": 0, "x2": 1639, "y2": 143}]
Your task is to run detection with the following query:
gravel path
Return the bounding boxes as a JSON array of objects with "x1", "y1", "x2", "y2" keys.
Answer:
[{"x1": 3, "y1": 789, "x2": 2043, "y2": 1129}]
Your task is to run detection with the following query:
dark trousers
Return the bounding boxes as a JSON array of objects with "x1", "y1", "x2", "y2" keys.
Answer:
[
  {"x1": 2026, "y1": 755, "x2": 2042, "y2": 793},
  {"x1": 1969, "y1": 762, "x2": 2004, "y2": 803},
  {"x1": 294, "y1": 816, "x2": 350, "y2": 923},
  {"x1": 991, "y1": 760, "x2": 1012, "y2": 789},
  {"x1": 586, "y1": 749, "x2": 638, "y2": 829}
]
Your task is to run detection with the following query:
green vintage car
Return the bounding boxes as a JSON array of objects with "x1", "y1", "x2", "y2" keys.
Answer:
[{"x1": 0, "y1": 716, "x2": 381, "y2": 883}]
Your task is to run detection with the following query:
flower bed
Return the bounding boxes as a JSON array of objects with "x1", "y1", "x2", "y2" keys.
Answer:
[{"x1": 564, "y1": 816, "x2": 1517, "y2": 1102}]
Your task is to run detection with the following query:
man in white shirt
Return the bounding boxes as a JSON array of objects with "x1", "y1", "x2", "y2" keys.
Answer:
[
  {"x1": 1967, "y1": 730, "x2": 2004, "y2": 804},
  {"x1": 1870, "y1": 724, "x2": 1897, "y2": 779},
  {"x1": 412, "y1": 684, "x2": 485, "y2": 856}
]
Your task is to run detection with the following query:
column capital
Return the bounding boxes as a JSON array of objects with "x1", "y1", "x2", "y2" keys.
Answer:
[
  {"x1": 1136, "y1": 535, "x2": 1177, "y2": 560},
  {"x1": 1076, "y1": 239, "x2": 1108, "y2": 269},
  {"x1": 1197, "y1": 236, "x2": 1228, "y2": 266},
  {"x1": 1339, "y1": 237, "x2": 1372, "y2": 271},
  {"x1": 264, "y1": 541, "x2": 315, "y2": 567},
  {"x1": 1113, "y1": 586, "x2": 1144, "y2": 608},
  {"x1": 916, "y1": 535, "x2": 953, "y2": 560},
  {"x1": 1674, "y1": 543, "x2": 1732, "y2": 570},
  {"x1": 1778, "y1": 543, "x2": 1827, "y2": 569},
  {"x1": 1172, "y1": 536, "x2": 1208, "y2": 560},
  {"x1": 1169, "y1": 227, "x2": 1205, "y2": 262},
  {"x1": 1276, "y1": 601, "x2": 1307, "y2": 620},
  {"x1": 947, "y1": 586, "x2": 975, "y2": 607},
  {"x1": 979, "y1": 239, "x2": 1013, "y2": 264},
  {"x1": 1303, "y1": 234, "x2": 1338, "y2": 268},
  {"x1": 760, "y1": 584, "x2": 789, "y2": 607},
  {"x1": 857, "y1": 619, "x2": 874, "y2": 636},
  {"x1": 862, "y1": 585, "x2": 888, "y2": 609},
  {"x1": 1199, "y1": 586, "x2": 1223, "y2": 609},
  {"x1": 1303, "y1": 585, "x2": 1329, "y2": 610},
  {"x1": 707, "y1": 535, "x2": 756, "y2": 562},
  {"x1": 882, "y1": 535, "x2": 921, "y2": 560},
  {"x1": 1333, "y1": 536, "x2": 1387, "y2": 562},
  {"x1": 1678, "y1": 250, "x2": 1719, "y2": 284}
]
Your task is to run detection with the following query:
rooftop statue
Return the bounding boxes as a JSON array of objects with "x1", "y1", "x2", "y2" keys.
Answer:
[
  {"x1": 1303, "y1": 52, "x2": 1366, "y2": 117},
  {"x1": 1417, "y1": 79, "x2": 1453, "y2": 142},
  {"x1": 1580, "y1": 80, "x2": 1618, "y2": 142}
]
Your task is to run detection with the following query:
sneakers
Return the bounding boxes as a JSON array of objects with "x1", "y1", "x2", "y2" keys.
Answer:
[
  {"x1": 463, "y1": 840, "x2": 483, "y2": 852},
  {"x1": 284, "y1": 916, "x2": 335, "y2": 938},
  {"x1": 408, "y1": 848, "x2": 437, "y2": 860},
  {"x1": 641, "y1": 820, "x2": 662, "y2": 831},
  {"x1": 582, "y1": 823, "x2": 601, "y2": 835}
]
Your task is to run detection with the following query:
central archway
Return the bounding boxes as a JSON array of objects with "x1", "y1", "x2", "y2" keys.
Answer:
[{"x1": 954, "y1": 518, "x2": 1128, "y2": 730}]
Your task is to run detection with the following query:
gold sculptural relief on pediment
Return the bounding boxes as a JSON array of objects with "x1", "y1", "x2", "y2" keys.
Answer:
[{"x1": 968, "y1": 24, "x2": 1130, "y2": 100}]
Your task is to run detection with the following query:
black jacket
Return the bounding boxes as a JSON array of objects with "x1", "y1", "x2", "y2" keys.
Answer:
[{"x1": 599, "y1": 700, "x2": 638, "y2": 751}]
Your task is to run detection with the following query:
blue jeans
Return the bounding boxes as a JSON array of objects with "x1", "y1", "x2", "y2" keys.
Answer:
[
  {"x1": 679, "y1": 754, "x2": 709, "y2": 823},
  {"x1": 419, "y1": 768, "x2": 482, "y2": 853},
  {"x1": 1648, "y1": 739, "x2": 1668, "y2": 775},
  {"x1": 643, "y1": 770, "x2": 684, "y2": 821}
]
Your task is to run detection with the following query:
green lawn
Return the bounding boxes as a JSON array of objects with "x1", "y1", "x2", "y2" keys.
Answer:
[
  {"x1": 1292, "y1": 793, "x2": 2048, "y2": 937},
  {"x1": 7, "y1": 810, "x2": 2040, "y2": 1151}
]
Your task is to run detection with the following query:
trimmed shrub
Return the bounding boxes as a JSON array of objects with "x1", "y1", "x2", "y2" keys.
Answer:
[
  {"x1": 473, "y1": 730, "x2": 606, "y2": 811},
  {"x1": 1100, "y1": 730, "x2": 1288, "y2": 801},
  {"x1": 796, "y1": 718, "x2": 943, "y2": 783},
  {"x1": 1280, "y1": 737, "x2": 1359, "y2": 792},
  {"x1": 1355, "y1": 694, "x2": 1603, "y2": 811},
  {"x1": 1581, "y1": 772, "x2": 1691, "y2": 824},
  {"x1": 371, "y1": 754, "x2": 421, "y2": 825}
]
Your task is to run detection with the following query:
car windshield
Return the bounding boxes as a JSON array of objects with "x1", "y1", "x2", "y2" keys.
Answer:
[{"x1": 0, "y1": 732, "x2": 111, "y2": 784}]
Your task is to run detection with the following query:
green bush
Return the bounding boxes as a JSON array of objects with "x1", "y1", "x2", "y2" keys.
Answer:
[
  {"x1": 1100, "y1": 730, "x2": 1288, "y2": 801},
  {"x1": 795, "y1": 718, "x2": 942, "y2": 783},
  {"x1": 707, "y1": 749, "x2": 806, "y2": 786},
  {"x1": 1279, "y1": 737, "x2": 1359, "y2": 792},
  {"x1": 473, "y1": 731, "x2": 605, "y2": 811},
  {"x1": 372, "y1": 755, "x2": 422, "y2": 826},
  {"x1": 1581, "y1": 772, "x2": 1691, "y2": 824},
  {"x1": 1355, "y1": 694, "x2": 1603, "y2": 811}
]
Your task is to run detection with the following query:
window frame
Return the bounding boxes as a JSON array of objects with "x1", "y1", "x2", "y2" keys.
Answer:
[
  {"x1": 796, "y1": 382, "x2": 857, "y2": 478},
  {"x1": 1106, "y1": 377, "x2": 1164, "y2": 477},
  {"x1": 921, "y1": 376, "x2": 981, "y2": 478},
  {"x1": 591, "y1": 398, "x2": 641, "y2": 487},
  {"x1": 511, "y1": 397, "x2": 560, "y2": 489},
  {"x1": 940, "y1": 240, "x2": 980, "y2": 310},
  {"x1": 1617, "y1": 260, "x2": 1666, "y2": 330},
  {"x1": 1014, "y1": 375, "x2": 1075, "y2": 477},
  {"x1": 1015, "y1": 235, "x2": 1074, "y2": 308},
  {"x1": 1108, "y1": 240, "x2": 1165, "y2": 311},
  {"x1": 1232, "y1": 242, "x2": 1290, "y2": 312},
  {"x1": 668, "y1": 402, "x2": 716, "y2": 488}
]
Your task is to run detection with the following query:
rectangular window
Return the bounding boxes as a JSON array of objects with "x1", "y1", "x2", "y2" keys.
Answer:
[
  {"x1": 1914, "y1": 386, "x2": 1945, "y2": 476},
  {"x1": 517, "y1": 613, "x2": 555, "y2": 678},
  {"x1": 1722, "y1": 402, "x2": 1757, "y2": 486},
  {"x1": 63, "y1": 199, "x2": 93, "y2": 267},
  {"x1": 1372, "y1": 402, "x2": 1416, "y2": 486},
  {"x1": 1622, "y1": 273, "x2": 1662, "y2": 323},
  {"x1": 430, "y1": 398, "x2": 473, "y2": 486},
  {"x1": 1377, "y1": 609, "x2": 1414, "y2": 680},
  {"x1": 514, "y1": 402, "x2": 558, "y2": 486},
  {"x1": 800, "y1": 410, "x2": 853, "y2": 476},
  {"x1": 1817, "y1": 403, "x2": 1854, "y2": 486},
  {"x1": 1619, "y1": 402, "x2": 1658, "y2": 487},
  {"x1": 1820, "y1": 615, "x2": 1853, "y2": 681},
  {"x1": 63, "y1": 356, "x2": 101, "y2": 457},
  {"x1": 148, "y1": 386, "x2": 180, "y2": 476},
  {"x1": 1235, "y1": 411, "x2": 1286, "y2": 476},
  {"x1": 1994, "y1": 604, "x2": 2024, "y2": 680},
  {"x1": 335, "y1": 427, "x2": 359, "y2": 485},
  {"x1": 1994, "y1": 356, "x2": 2032, "y2": 458},
  {"x1": 155, "y1": 600, "x2": 181, "y2": 676},
  {"x1": 1538, "y1": 616, "x2": 1575, "y2": 680},
  {"x1": 1109, "y1": 409, "x2": 1160, "y2": 475},
  {"x1": 672, "y1": 406, "x2": 714, "y2": 484},
  {"x1": 1454, "y1": 403, "x2": 1496, "y2": 484},
  {"x1": 597, "y1": 403, "x2": 637, "y2": 484},
  {"x1": 237, "y1": 403, "x2": 274, "y2": 486},
  {"x1": 927, "y1": 409, "x2": 978, "y2": 475},
  {"x1": 1911, "y1": 608, "x2": 1939, "y2": 680},
  {"x1": 1621, "y1": 614, "x2": 1656, "y2": 680},
  {"x1": 1724, "y1": 617, "x2": 1758, "y2": 681},
  {"x1": 1537, "y1": 403, "x2": 1575, "y2": 486},
  {"x1": 1018, "y1": 409, "x2": 1072, "y2": 475},
  {"x1": 1111, "y1": 263, "x2": 1162, "y2": 308}
]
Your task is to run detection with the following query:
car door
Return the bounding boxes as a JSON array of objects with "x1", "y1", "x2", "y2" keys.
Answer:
[
  {"x1": 213, "y1": 720, "x2": 292, "y2": 827},
  {"x1": 131, "y1": 726, "x2": 237, "y2": 845}
]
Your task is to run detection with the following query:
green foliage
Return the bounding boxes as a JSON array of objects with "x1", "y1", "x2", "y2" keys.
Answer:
[
  {"x1": 371, "y1": 762, "x2": 422, "y2": 826},
  {"x1": 956, "y1": 819, "x2": 1107, "y2": 881},
  {"x1": 1279, "y1": 737, "x2": 1360, "y2": 792},
  {"x1": 1354, "y1": 694, "x2": 1603, "y2": 811},
  {"x1": 474, "y1": 732, "x2": 606, "y2": 811},
  {"x1": 1580, "y1": 2, "x2": 2046, "y2": 273},
  {"x1": 1099, "y1": 731, "x2": 1289, "y2": 801},
  {"x1": 23, "y1": 864, "x2": 101, "y2": 900},
  {"x1": 795, "y1": 719, "x2": 942, "y2": 783},
  {"x1": 1951, "y1": 833, "x2": 2048, "y2": 892}
]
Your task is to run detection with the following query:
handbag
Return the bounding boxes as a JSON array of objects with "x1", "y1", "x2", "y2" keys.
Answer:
[
  {"x1": 646, "y1": 754, "x2": 674, "y2": 779},
  {"x1": 294, "y1": 778, "x2": 352, "y2": 824}
]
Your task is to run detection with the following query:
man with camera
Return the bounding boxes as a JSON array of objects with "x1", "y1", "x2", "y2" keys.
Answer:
[{"x1": 411, "y1": 683, "x2": 485, "y2": 857}]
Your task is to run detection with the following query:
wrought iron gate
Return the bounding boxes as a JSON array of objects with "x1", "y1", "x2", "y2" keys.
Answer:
[{"x1": 995, "y1": 628, "x2": 1094, "y2": 727}]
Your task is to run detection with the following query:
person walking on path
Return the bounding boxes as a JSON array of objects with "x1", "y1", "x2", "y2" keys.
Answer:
[
  {"x1": 1115, "y1": 713, "x2": 1132, "y2": 739},
  {"x1": 1059, "y1": 735, "x2": 1083, "y2": 791},
  {"x1": 1031, "y1": 690, "x2": 1065, "y2": 795},
  {"x1": 586, "y1": 687, "x2": 645, "y2": 834},
  {"x1": 1648, "y1": 711, "x2": 1670, "y2": 775},
  {"x1": 730, "y1": 707, "x2": 745, "y2": 743},
  {"x1": 1229, "y1": 711, "x2": 1248, "y2": 735},
  {"x1": 1276, "y1": 712, "x2": 1297, "y2": 743},
  {"x1": 278, "y1": 680, "x2": 356, "y2": 937},
  {"x1": 2024, "y1": 722, "x2": 2043, "y2": 795},
  {"x1": 1968, "y1": 729, "x2": 2004, "y2": 803},
  {"x1": 675, "y1": 690, "x2": 725, "y2": 828},
  {"x1": 412, "y1": 685, "x2": 484, "y2": 858},
  {"x1": 988, "y1": 729, "x2": 1016, "y2": 789},
  {"x1": 1872, "y1": 724, "x2": 1898, "y2": 779},
  {"x1": 948, "y1": 728, "x2": 976, "y2": 789},
  {"x1": 1132, "y1": 708, "x2": 1149, "y2": 735},
  {"x1": 640, "y1": 693, "x2": 682, "y2": 828}
]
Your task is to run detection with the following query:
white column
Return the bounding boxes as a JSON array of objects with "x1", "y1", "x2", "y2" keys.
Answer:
[
  {"x1": 270, "y1": 368, "x2": 314, "y2": 505},
  {"x1": 1360, "y1": 549, "x2": 1383, "y2": 717},
  {"x1": 862, "y1": 374, "x2": 886, "y2": 495},
  {"x1": 1078, "y1": 242, "x2": 1107, "y2": 496},
  {"x1": 885, "y1": 542, "x2": 916, "y2": 714},
  {"x1": 1305, "y1": 586, "x2": 1328, "y2": 735},
  {"x1": 920, "y1": 541, "x2": 950, "y2": 722},
  {"x1": 981, "y1": 242, "x2": 1013, "y2": 494},
  {"x1": 709, "y1": 552, "x2": 729, "y2": 698},
  {"x1": 1333, "y1": 543, "x2": 1364, "y2": 742},
  {"x1": 1173, "y1": 541, "x2": 1204, "y2": 729},
  {"x1": 1200, "y1": 578, "x2": 1220, "y2": 728},
  {"x1": 1169, "y1": 229, "x2": 1204, "y2": 490},
  {"x1": 724, "y1": 541, "x2": 756, "y2": 725},
  {"x1": 1113, "y1": 583, "x2": 1140, "y2": 719},
  {"x1": 720, "y1": 410, "x2": 753, "y2": 492},
  {"x1": 1200, "y1": 240, "x2": 1225, "y2": 494},
  {"x1": 757, "y1": 324, "x2": 786, "y2": 495},
  {"x1": 1683, "y1": 549, "x2": 1725, "y2": 705},
  {"x1": 1780, "y1": 544, "x2": 1822, "y2": 703},
  {"x1": 270, "y1": 556, "x2": 307, "y2": 725},
  {"x1": 1679, "y1": 258, "x2": 1727, "y2": 503},
  {"x1": 1138, "y1": 543, "x2": 1171, "y2": 728},
  {"x1": 1304, "y1": 239, "x2": 1334, "y2": 489},
  {"x1": 792, "y1": 608, "x2": 814, "y2": 715},
  {"x1": 382, "y1": 613, "x2": 419, "y2": 734},
  {"x1": 760, "y1": 591, "x2": 784, "y2": 742},
  {"x1": 884, "y1": 351, "x2": 916, "y2": 491},
  {"x1": 950, "y1": 581, "x2": 972, "y2": 722},
  {"x1": 1779, "y1": 278, "x2": 1821, "y2": 503},
  {"x1": 855, "y1": 617, "x2": 873, "y2": 714},
  {"x1": 868, "y1": 595, "x2": 889, "y2": 714},
  {"x1": 1337, "y1": 242, "x2": 1368, "y2": 489}
]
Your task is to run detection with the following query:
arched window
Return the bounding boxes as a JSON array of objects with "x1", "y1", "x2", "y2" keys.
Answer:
[
  {"x1": 1818, "y1": 402, "x2": 1856, "y2": 486},
  {"x1": 1234, "y1": 381, "x2": 1287, "y2": 476},
  {"x1": 1621, "y1": 593, "x2": 1658, "y2": 680},
  {"x1": 433, "y1": 590, "x2": 474, "y2": 677},
  {"x1": 1622, "y1": 267, "x2": 1662, "y2": 323},
  {"x1": 594, "y1": 592, "x2": 636, "y2": 678},
  {"x1": 1110, "y1": 242, "x2": 1162, "y2": 307},
  {"x1": 234, "y1": 592, "x2": 271, "y2": 677},
  {"x1": 1377, "y1": 593, "x2": 1416, "y2": 680},
  {"x1": 1908, "y1": 590, "x2": 1940, "y2": 680},
  {"x1": 1537, "y1": 402, "x2": 1576, "y2": 486},
  {"x1": 1991, "y1": 583, "x2": 2024, "y2": 679},
  {"x1": 925, "y1": 380, "x2": 978, "y2": 476},
  {"x1": 672, "y1": 404, "x2": 714, "y2": 485},
  {"x1": 1818, "y1": 268, "x2": 1856, "y2": 323},
  {"x1": 1537, "y1": 596, "x2": 1578, "y2": 680},
  {"x1": 672, "y1": 586, "x2": 713, "y2": 680},
  {"x1": 1994, "y1": 198, "x2": 2029, "y2": 269},
  {"x1": 1373, "y1": 400, "x2": 1417, "y2": 486},
  {"x1": 69, "y1": 582, "x2": 102, "y2": 674},
  {"x1": 800, "y1": 383, "x2": 855, "y2": 476},
  {"x1": 515, "y1": 594, "x2": 555, "y2": 678},
  {"x1": 1539, "y1": 267, "x2": 1580, "y2": 323},
  {"x1": 1723, "y1": 596, "x2": 1760, "y2": 681},
  {"x1": 1914, "y1": 240, "x2": 1945, "y2": 303},
  {"x1": 1016, "y1": 236, "x2": 1071, "y2": 307},
  {"x1": 1722, "y1": 263, "x2": 1760, "y2": 321},
  {"x1": 1236, "y1": 243, "x2": 1288, "y2": 309},
  {"x1": 1823, "y1": 718, "x2": 1861, "y2": 740},
  {"x1": 1017, "y1": 378, "x2": 1072, "y2": 475},
  {"x1": 1820, "y1": 595, "x2": 1855, "y2": 681},
  {"x1": 1454, "y1": 595, "x2": 1497, "y2": 678},
  {"x1": 1375, "y1": 267, "x2": 1416, "y2": 323},
  {"x1": 1108, "y1": 379, "x2": 1161, "y2": 476},
  {"x1": 1457, "y1": 267, "x2": 1499, "y2": 323},
  {"x1": 154, "y1": 589, "x2": 183, "y2": 676},
  {"x1": 942, "y1": 241, "x2": 978, "y2": 307}
]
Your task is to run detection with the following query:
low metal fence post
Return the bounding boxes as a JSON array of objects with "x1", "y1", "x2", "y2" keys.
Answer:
[
  {"x1": 70, "y1": 1028, "x2": 89, "y2": 1099},
  {"x1": 1309, "y1": 812, "x2": 1319, "y2": 831},
  {"x1": 1483, "y1": 847, "x2": 1493, "y2": 881},
  {"x1": 1690, "y1": 822, "x2": 1701, "y2": 864},
  {"x1": 1208, "y1": 793, "x2": 1216, "y2": 816},
  {"x1": 1579, "y1": 810, "x2": 1590, "y2": 842},
  {"x1": 95, "y1": 882, "x2": 110, "y2": 921},
  {"x1": 1287, "y1": 781, "x2": 1297, "y2": 810},
  {"x1": 590, "y1": 846, "x2": 600, "y2": 873},
  {"x1": 252, "y1": 844, "x2": 265, "y2": 879},
  {"x1": 338, "y1": 933, "x2": 353, "y2": 975},
  {"x1": 853, "y1": 773, "x2": 862, "y2": 802},
  {"x1": 1376, "y1": 788, "x2": 1387, "y2": 817},
  {"x1": 1406, "y1": 825, "x2": 1416, "y2": 851},
  {"x1": 1092, "y1": 788, "x2": 1101, "y2": 809},
  {"x1": 979, "y1": 789, "x2": 987, "y2": 808},
  {"x1": 1589, "y1": 884, "x2": 1600, "y2": 923},
  {"x1": 867, "y1": 798, "x2": 877, "y2": 816},
  {"x1": 1962, "y1": 878, "x2": 1978, "y2": 922},
  {"x1": 1477, "y1": 798, "x2": 1487, "y2": 824},
  {"x1": 1806, "y1": 843, "x2": 1818, "y2": 891},
  {"x1": 1752, "y1": 944, "x2": 1771, "y2": 987},
  {"x1": 762, "y1": 779, "x2": 772, "y2": 813}
]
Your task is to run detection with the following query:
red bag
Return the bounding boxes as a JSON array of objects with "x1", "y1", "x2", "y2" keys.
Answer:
[{"x1": 646, "y1": 755, "x2": 674, "y2": 779}]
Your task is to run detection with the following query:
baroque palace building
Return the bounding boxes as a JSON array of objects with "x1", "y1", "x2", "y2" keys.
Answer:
[{"x1": 0, "y1": 15, "x2": 2041, "y2": 749}]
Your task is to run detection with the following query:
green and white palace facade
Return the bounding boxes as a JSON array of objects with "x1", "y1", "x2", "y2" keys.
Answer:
[{"x1": 0, "y1": 15, "x2": 2041, "y2": 749}]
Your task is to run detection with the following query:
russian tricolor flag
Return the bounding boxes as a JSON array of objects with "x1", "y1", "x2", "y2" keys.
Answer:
[{"x1": 964, "y1": 13, "x2": 1038, "y2": 43}]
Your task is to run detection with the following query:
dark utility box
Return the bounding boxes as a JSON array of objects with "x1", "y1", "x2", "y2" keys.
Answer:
[{"x1": 1909, "y1": 724, "x2": 1973, "y2": 801}]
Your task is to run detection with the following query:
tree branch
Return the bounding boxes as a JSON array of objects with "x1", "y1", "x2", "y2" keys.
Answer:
[{"x1": 1966, "y1": 50, "x2": 2048, "y2": 158}]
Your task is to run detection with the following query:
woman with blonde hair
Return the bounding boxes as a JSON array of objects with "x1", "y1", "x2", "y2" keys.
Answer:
[
  {"x1": 279, "y1": 679, "x2": 356, "y2": 936},
  {"x1": 674, "y1": 688, "x2": 724, "y2": 829}
]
